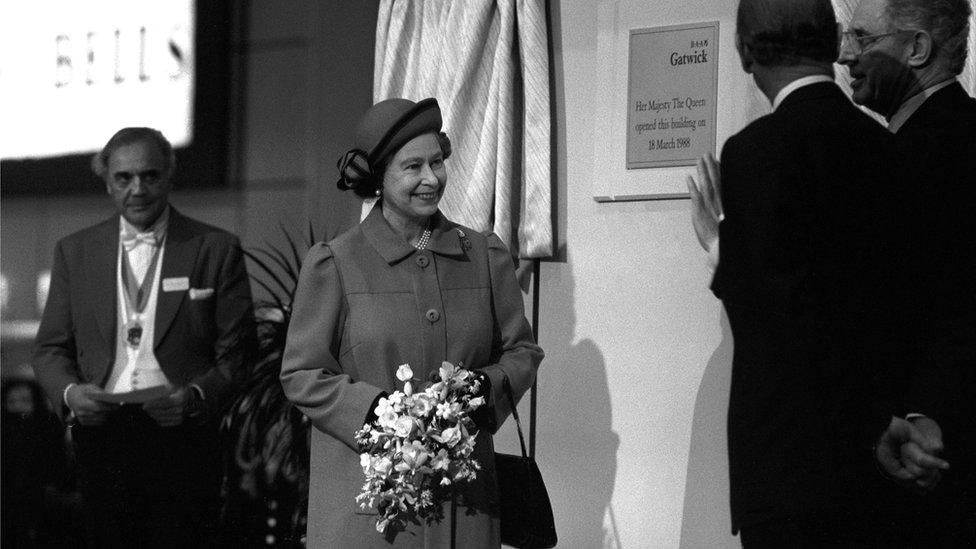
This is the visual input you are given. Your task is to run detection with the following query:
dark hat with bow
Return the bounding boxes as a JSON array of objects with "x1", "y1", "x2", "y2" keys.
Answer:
[{"x1": 336, "y1": 97, "x2": 443, "y2": 194}]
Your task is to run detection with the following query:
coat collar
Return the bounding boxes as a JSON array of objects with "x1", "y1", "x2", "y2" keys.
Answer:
[
  {"x1": 775, "y1": 80, "x2": 842, "y2": 112},
  {"x1": 360, "y1": 202, "x2": 465, "y2": 265}
]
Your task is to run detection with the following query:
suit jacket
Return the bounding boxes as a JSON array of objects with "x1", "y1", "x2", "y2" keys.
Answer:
[
  {"x1": 713, "y1": 82, "x2": 904, "y2": 533},
  {"x1": 280, "y1": 204, "x2": 543, "y2": 548},
  {"x1": 896, "y1": 81, "x2": 976, "y2": 505},
  {"x1": 32, "y1": 208, "x2": 253, "y2": 421}
]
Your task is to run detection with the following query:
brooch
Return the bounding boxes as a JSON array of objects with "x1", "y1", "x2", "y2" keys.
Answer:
[{"x1": 456, "y1": 229, "x2": 472, "y2": 251}]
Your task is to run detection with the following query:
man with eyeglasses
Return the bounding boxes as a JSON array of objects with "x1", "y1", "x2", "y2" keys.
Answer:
[
  {"x1": 32, "y1": 127, "x2": 254, "y2": 547},
  {"x1": 841, "y1": 0, "x2": 976, "y2": 545},
  {"x1": 704, "y1": 0, "x2": 953, "y2": 545},
  {"x1": 689, "y1": 0, "x2": 976, "y2": 544}
]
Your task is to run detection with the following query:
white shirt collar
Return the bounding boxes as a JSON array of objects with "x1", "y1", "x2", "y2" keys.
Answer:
[
  {"x1": 772, "y1": 75, "x2": 835, "y2": 111},
  {"x1": 887, "y1": 78, "x2": 957, "y2": 134},
  {"x1": 119, "y1": 205, "x2": 171, "y2": 240}
]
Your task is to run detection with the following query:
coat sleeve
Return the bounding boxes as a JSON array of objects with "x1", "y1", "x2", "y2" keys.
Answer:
[
  {"x1": 32, "y1": 240, "x2": 82, "y2": 415},
  {"x1": 280, "y1": 243, "x2": 385, "y2": 451},
  {"x1": 191, "y1": 235, "x2": 254, "y2": 413},
  {"x1": 479, "y1": 233, "x2": 544, "y2": 433}
]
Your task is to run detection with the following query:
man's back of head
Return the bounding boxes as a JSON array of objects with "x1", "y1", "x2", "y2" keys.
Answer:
[{"x1": 736, "y1": 0, "x2": 839, "y2": 68}]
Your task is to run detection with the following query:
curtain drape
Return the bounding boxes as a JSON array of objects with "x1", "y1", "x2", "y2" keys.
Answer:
[{"x1": 369, "y1": 0, "x2": 553, "y2": 259}]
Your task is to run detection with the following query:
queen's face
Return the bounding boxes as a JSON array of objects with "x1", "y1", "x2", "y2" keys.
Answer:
[{"x1": 381, "y1": 132, "x2": 447, "y2": 226}]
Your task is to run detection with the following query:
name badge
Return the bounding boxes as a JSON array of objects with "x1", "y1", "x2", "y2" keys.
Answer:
[{"x1": 162, "y1": 277, "x2": 190, "y2": 292}]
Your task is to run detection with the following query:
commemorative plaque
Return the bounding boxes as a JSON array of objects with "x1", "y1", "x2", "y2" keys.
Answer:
[{"x1": 626, "y1": 22, "x2": 719, "y2": 169}]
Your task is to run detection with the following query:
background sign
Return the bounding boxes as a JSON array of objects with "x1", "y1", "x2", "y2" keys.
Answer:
[
  {"x1": 0, "y1": 0, "x2": 194, "y2": 160},
  {"x1": 626, "y1": 22, "x2": 718, "y2": 169}
]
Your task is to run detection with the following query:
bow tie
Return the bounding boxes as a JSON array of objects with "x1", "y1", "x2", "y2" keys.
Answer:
[{"x1": 121, "y1": 231, "x2": 159, "y2": 251}]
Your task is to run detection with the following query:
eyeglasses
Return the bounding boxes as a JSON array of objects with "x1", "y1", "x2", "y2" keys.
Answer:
[{"x1": 840, "y1": 30, "x2": 905, "y2": 55}]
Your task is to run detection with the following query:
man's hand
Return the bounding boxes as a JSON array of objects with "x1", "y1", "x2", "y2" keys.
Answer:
[
  {"x1": 686, "y1": 153, "x2": 723, "y2": 252},
  {"x1": 66, "y1": 383, "x2": 117, "y2": 426},
  {"x1": 904, "y1": 416, "x2": 945, "y2": 491},
  {"x1": 142, "y1": 385, "x2": 199, "y2": 427},
  {"x1": 876, "y1": 416, "x2": 949, "y2": 493}
]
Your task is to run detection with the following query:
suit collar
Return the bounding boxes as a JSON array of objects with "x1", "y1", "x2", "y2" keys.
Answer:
[
  {"x1": 772, "y1": 75, "x2": 835, "y2": 111},
  {"x1": 776, "y1": 80, "x2": 843, "y2": 112},
  {"x1": 361, "y1": 203, "x2": 463, "y2": 265},
  {"x1": 895, "y1": 80, "x2": 968, "y2": 135}
]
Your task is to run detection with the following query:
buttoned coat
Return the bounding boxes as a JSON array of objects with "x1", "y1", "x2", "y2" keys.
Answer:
[
  {"x1": 281, "y1": 205, "x2": 543, "y2": 548},
  {"x1": 32, "y1": 208, "x2": 253, "y2": 420}
]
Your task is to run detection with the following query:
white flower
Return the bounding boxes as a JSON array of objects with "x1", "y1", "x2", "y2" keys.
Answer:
[
  {"x1": 373, "y1": 397, "x2": 392, "y2": 417},
  {"x1": 393, "y1": 415, "x2": 414, "y2": 438},
  {"x1": 396, "y1": 441, "x2": 431, "y2": 472},
  {"x1": 430, "y1": 449, "x2": 450, "y2": 471},
  {"x1": 377, "y1": 410, "x2": 398, "y2": 430},
  {"x1": 436, "y1": 402, "x2": 455, "y2": 421},
  {"x1": 411, "y1": 395, "x2": 433, "y2": 417},
  {"x1": 372, "y1": 456, "x2": 393, "y2": 476},
  {"x1": 439, "y1": 361, "x2": 456, "y2": 382},
  {"x1": 467, "y1": 396, "x2": 485, "y2": 409},
  {"x1": 360, "y1": 453, "x2": 371, "y2": 473},
  {"x1": 396, "y1": 364, "x2": 413, "y2": 382},
  {"x1": 434, "y1": 426, "x2": 462, "y2": 447}
]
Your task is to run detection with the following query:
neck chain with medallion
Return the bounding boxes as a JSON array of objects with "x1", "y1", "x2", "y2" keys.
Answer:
[{"x1": 120, "y1": 236, "x2": 164, "y2": 348}]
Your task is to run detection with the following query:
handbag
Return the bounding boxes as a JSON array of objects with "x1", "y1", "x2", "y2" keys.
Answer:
[{"x1": 494, "y1": 376, "x2": 557, "y2": 548}]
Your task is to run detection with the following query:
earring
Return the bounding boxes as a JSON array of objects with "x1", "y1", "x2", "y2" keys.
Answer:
[{"x1": 375, "y1": 188, "x2": 382, "y2": 197}]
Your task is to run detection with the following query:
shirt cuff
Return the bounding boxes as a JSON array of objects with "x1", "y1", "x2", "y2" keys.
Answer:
[
  {"x1": 189, "y1": 383, "x2": 206, "y2": 401},
  {"x1": 62, "y1": 383, "x2": 77, "y2": 408},
  {"x1": 905, "y1": 413, "x2": 927, "y2": 420}
]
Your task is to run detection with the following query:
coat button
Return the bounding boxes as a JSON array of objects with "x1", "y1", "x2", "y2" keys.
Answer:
[
  {"x1": 425, "y1": 309, "x2": 440, "y2": 323},
  {"x1": 415, "y1": 255, "x2": 429, "y2": 268}
]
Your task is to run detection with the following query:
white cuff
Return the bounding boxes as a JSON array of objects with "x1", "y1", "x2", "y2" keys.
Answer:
[
  {"x1": 189, "y1": 383, "x2": 206, "y2": 401},
  {"x1": 62, "y1": 382, "x2": 77, "y2": 409}
]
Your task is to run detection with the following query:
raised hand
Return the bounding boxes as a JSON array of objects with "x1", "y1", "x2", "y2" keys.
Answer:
[{"x1": 686, "y1": 152, "x2": 723, "y2": 252}]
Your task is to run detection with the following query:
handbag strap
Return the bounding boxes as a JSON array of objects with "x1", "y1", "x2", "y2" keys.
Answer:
[{"x1": 501, "y1": 375, "x2": 528, "y2": 459}]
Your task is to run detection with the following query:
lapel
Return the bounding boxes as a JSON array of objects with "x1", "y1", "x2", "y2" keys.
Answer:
[
  {"x1": 154, "y1": 208, "x2": 201, "y2": 349},
  {"x1": 84, "y1": 217, "x2": 121, "y2": 349}
]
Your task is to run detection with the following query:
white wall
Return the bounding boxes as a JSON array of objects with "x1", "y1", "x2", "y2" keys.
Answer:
[{"x1": 535, "y1": 1, "x2": 753, "y2": 547}]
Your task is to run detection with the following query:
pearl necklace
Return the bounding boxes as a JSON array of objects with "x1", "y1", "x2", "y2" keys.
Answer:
[{"x1": 414, "y1": 227, "x2": 432, "y2": 251}]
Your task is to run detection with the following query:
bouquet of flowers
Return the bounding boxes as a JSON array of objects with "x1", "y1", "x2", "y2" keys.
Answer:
[{"x1": 355, "y1": 361, "x2": 486, "y2": 535}]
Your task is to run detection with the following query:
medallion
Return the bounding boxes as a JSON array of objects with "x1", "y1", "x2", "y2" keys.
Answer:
[{"x1": 126, "y1": 323, "x2": 143, "y2": 348}]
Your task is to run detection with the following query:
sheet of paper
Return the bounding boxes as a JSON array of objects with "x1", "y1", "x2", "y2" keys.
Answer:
[{"x1": 93, "y1": 385, "x2": 172, "y2": 404}]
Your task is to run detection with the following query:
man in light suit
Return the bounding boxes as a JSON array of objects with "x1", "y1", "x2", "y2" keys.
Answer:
[
  {"x1": 32, "y1": 127, "x2": 253, "y2": 548},
  {"x1": 709, "y1": 0, "x2": 943, "y2": 544}
]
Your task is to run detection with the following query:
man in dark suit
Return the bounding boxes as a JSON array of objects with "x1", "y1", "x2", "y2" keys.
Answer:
[
  {"x1": 710, "y1": 0, "x2": 946, "y2": 544},
  {"x1": 32, "y1": 127, "x2": 253, "y2": 548},
  {"x1": 840, "y1": 0, "x2": 976, "y2": 543}
]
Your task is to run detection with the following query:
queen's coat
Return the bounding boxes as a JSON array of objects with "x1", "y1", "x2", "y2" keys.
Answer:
[{"x1": 280, "y1": 204, "x2": 543, "y2": 548}]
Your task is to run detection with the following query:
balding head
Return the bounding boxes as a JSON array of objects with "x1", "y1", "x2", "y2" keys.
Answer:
[{"x1": 737, "y1": 0, "x2": 839, "y2": 67}]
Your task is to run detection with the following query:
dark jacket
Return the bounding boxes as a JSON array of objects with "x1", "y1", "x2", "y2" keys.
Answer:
[
  {"x1": 896, "y1": 81, "x2": 976, "y2": 508},
  {"x1": 32, "y1": 208, "x2": 253, "y2": 421},
  {"x1": 713, "y1": 82, "x2": 904, "y2": 533}
]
